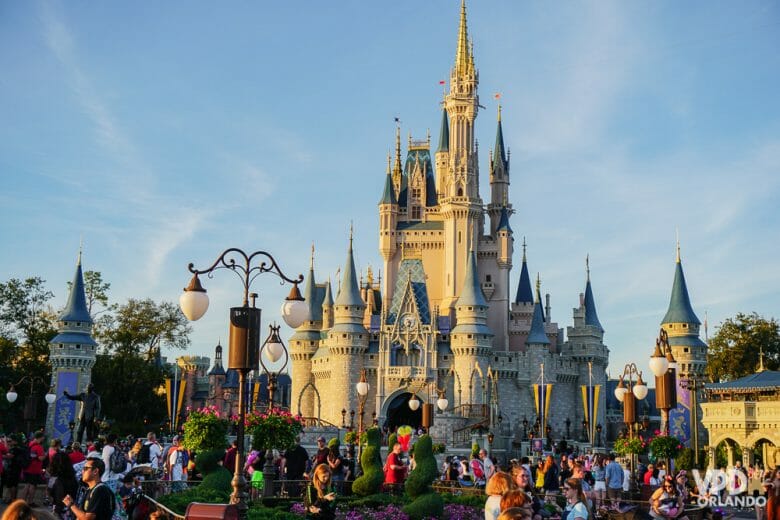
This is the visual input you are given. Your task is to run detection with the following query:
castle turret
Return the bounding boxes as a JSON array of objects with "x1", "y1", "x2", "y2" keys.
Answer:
[
  {"x1": 661, "y1": 243, "x2": 707, "y2": 378},
  {"x1": 435, "y1": 106, "x2": 450, "y2": 201},
  {"x1": 451, "y1": 249, "x2": 492, "y2": 405},
  {"x1": 488, "y1": 106, "x2": 511, "y2": 235},
  {"x1": 324, "y1": 231, "x2": 369, "y2": 422},
  {"x1": 321, "y1": 278, "x2": 334, "y2": 331},
  {"x1": 526, "y1": 276, "x2": 550, "y2": 348},
  {"x1": 47, "y1": 251, "x2": 98, "y2": 440},
  {"x1": 289, "y1": 248, "x2": 323, "y2": 417},
  {"x1": 380, "y1": 150, "x2": 399, "y2": 312}
]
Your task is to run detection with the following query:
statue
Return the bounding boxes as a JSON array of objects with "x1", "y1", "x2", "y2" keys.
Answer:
[{"x1": 63, "y1": 383, "x2": 101, "y2": 443}]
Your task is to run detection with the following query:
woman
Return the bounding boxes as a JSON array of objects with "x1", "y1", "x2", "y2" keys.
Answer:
[
  {"x1": 763, "y1": 466, "x2": 780, "y2": 520},
  {"x1": 650, "y1": 477, "x2": 685, "y2": 520},
  {"x1": 563, "y1": 478, "x2": 590, "y2": 520},
  {"x1": 305, "y1": 464, "x2": 336, "y2": 520},
  {"x1": 542, "y1": 455, "x2": 560, "y2": 495},
  {"x1": 326, "y1": 447, "x2": 344, "y2": 484},
  {"x1": 67, "y1": 443, "x2": 85, "y2": 465},
  {"x1": 591, "y1": 455, "x2": 606, "y2": 510},
  {"x1": 535, "y1": 460, "x2": 545, "y2": 491},
  {"x1": 500, "y1": 489, "x2": 532, "y2": 513},
  {"x1": 47, "y1": 451, "x2": 78, "y2": 520},
  {"x1": 510, "y1": 465, "x2": 542, "y2": 520},
  {"x1": 485, "y1": 472, "x2": 516, "y2": 520},
  {"x1": 649, "y1": 468, "x2": 662, "y2": 487},
  {"x1": 127, "y1": 440, "x2": 143, "y2": 466},
  {"x1": 1, "y1": 499, "x2": 34, "y2": 520}
]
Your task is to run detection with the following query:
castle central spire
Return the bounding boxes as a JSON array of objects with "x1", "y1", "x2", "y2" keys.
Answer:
[{"x1": 455, "y1": 0, "x2": 471, "y2": 77}]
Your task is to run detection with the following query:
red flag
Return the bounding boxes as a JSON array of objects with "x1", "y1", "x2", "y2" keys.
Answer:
[
  {"x1": 439, "y1": 80, "x2": 446, "y2": 85},
  {"x1": 494, "y1": 93, "x2": 501, "y2": 99}
]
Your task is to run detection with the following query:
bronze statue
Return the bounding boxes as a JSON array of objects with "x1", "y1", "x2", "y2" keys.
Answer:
[{"x1": 63, "y1": 382, "x2": 101, "y2": 443}]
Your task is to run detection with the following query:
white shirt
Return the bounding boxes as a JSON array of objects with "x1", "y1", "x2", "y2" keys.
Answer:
[
  {"x1": 146, "y1": 441, "x2": 163, "y2": 470},
  {"x1": 483, "y1": 457, "x2": 496, "y2": 480},
  {"x1": 101, "y1": 445, "x2": 126, "y2": 481},
  {"x1": 167, "y1": 447, "x2": 184, "y2": 481},
  {"x1": 485, "y1": 494, "x2": 501, "y2": 520}
]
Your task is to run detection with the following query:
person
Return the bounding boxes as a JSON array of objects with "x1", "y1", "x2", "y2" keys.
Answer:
[
  {"x1": 444, "y1": 459, "x2": 460, "y2": 483},
  {"x1": 326, "y1": 445, "x2": 343, "y2": 486},
  {"x1": 117, "y1": 474, "x2": 142, "y2": 518},
  {"x1": 2, "y1": 435, "x2": 24, "y2": 505},
  {"x1": 500, "y1": 489, "x2": 532, "y2": 516},
  {"x1": 140, "y1": 433, "x2": 163, "y2": 473},
  {"x1": 223, "y1": 441, "x2": 238, "y2": 473},
  {"x1": 21, "y1": 432, "x2": 46, "y2": 506},
  {"x1": 591, "y1": 454, "x2": 606, "y2": 510},
  {"x1": 644, "y1": 464, "x2": 656, "y2": 486},
  {"x1": 604, "y1": 454, "x2": 624, "y2": 506},
  {"x1": 763, "y1": 467, "x2": 780, "y2": 520},
  {"x1": 384, "y1": 443, "x2": 406, "y2": 489},
  {"x1": 535, "y1": 459, "x2": 545, "y2": 491},
  {"x1": 165, "y1": 436, "x2": 185, "y2": 492},
  {"x1": 542, "y1": 455, "x2": 560, "y2": 495},
  {"x1": 101, "y1": 433, "x2": 126, "y2": 486},
  {"x1": 481, "y1": 449, "x2": 496, "y2": 481},
  {"x1": 560, "y1": 456, "x2": 573, "y2": 487},
  {"x1": 63, "y1": 457, "x2": 116, "y2": 520},
  {"x1": 485, "y1": 472, "x2": 516, "y2": 520},
  {"x1": 498, "y1": 508, "x2": 532, "y2": 520},
  {"x1": 283, "y1": 436, "x2": 309, "y2": 498},
  {"x1": 650, "y1": 477, "x2": 686, "y2": 520},
  {"x1": 47, "y1": 451, "x2": 79, "y2": 520},
  {"x1": 511, "y1": 464, "x2": 542, "y2": 520},
  {"x1": 313, "y1": 437, "x2": 329, "y2": 467},
  {"x1": 126, "y1": 441, "x2": 142, "y2": 466},
  {"x1": 304, "y1": 464, "x2": 336, "y2": 520},
  {"x1": 563, "y1": 478, "x2": 591, "y2": 520},
  {"x1": 63, "y1": 384, "x2": 101, "y2": 443},
  {"x1": 2, "y1": 499, "x2": 34, "y2": 520},
  {"x1": 471, "y1": 451, "x2": 487, "y2": 487},
  {"x1": 68, "y1": 443, "x2": 85, "y2": 466}
]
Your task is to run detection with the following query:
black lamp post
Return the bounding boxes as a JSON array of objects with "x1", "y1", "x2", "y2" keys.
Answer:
[
  {"x1": 522, "y1": 417, "x2": 528, "y2": 439},
  {"x1": 6, "y1": 376, "x2": 57, "y2": 434},
  {"x1": 596, "y1": 424, "x2": 602, "y2": 447},
  {"x1": 565, "y1": 417, "x2": 571, "y2": 439},
  {"x1": 341, "y1": 408, "x2": 347, "y2": 429},
  {"x1": 179, "y1": 248, "x2": 305, "y2": 516}
]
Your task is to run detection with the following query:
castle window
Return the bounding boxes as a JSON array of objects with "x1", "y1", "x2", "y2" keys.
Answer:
[
  {"x1": 468, "y1": 334, "x2": 473, "y2": 339},
  {"x1": 411, "y1": 206, "x2": 421, "y2": 219},
  {"x1": 412, "y1": 187, "x2": 421, "y2": 199},
  {"x1": 683, "y1": 324, "x2": 688, "y2": 329},
  {"x1": 486, "y1": 275, "x2": 492, "y2": 282},
  {"x1": 684, "y1": 347, "x2": 690, "y2": 353},
  {"x1": 457, "y1": 187, "x2": 463, "y2": 196}
]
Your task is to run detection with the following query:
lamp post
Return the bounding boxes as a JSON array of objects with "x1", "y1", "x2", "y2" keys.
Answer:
[
  {"x1": 355, "y1": 370, "x2": 369, "y2": 477},
  {"x1": 6, "y1": 376, "x2": 56, "y2": 434},
  {"x1": 68, "y1": 421, "x2": 76, "y2": 443},
  {"x1": 596, "y1": 424, "x2": 602, "y2": 448},
  {"x1": 179, "y1": 248, "x2": 305, "y2": 517},
  {"x1": 522, "y1": 417, "x2": 528, "y2": 440},
  {"x1": 259, "y1": 323, "x2": 289, "y2": 412},
  {"x1": 341, "y1": 408, "x2": 347, "y2": 429},
  {"x1": 565, "y1": 417, "x2": 571, "y2": 440},
  {"x1": 649, "y1": 328, "x2": 677, "y2": 436},
  {"x1": 680, "y1": 377, "x2": 705, "y2": 466},
  {"x1": 487, "y1": 431, "x2": 495, "y2": 456},
  {"x1": 614, "y1": 363, "x2": 648, "y2": 486}
]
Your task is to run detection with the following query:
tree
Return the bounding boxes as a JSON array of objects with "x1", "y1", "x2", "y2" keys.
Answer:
[
  {"x1": 96, "y1": 298, "x2": 191, "y2": 358},
  {"x1": 706, "y1": 312, "x2": 780, "y2": 382},
  {"x1": 91, "y1": 353, "x2": 168, "y2": 434}
]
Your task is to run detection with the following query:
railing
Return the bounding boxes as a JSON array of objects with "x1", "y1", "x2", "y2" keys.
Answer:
[
  {"x1": 385, "y1": 366, "x2": 428, "y2": 380},
  {"x1": 452, "y1": 403, "x2": 488, "y2": 419},
  {"x1": 452, "y1": 417, "x2": 489, "y2": 445},
  {"x1": 298, "y1": 416, "x2": 341, "y2": 428}
]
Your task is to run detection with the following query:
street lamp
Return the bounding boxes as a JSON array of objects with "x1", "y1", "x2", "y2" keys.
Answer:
[
  {"x1": 6, "y1": 377, "x2": 57, "y2": 433},
  {"x1": 180, "y1": 248, "x2": 304, "y2": 517},
  {"x1": 408, "y1": 395, "x2": 421, "y2": 411},
  {"x1": 649, "y1": 328, "x2": 677, "y2": 435},
  {"x1": 615, "y1": 363, "x2": 647, "y2": 486},
  {"x1": 259, "y1": 323, "x2": 289, "y2": 411},
  {"x1": 487, "y1": 431, "x2": 495, "y2": 456},
  {"x1": 522, "y1": 417, "x2": 529, "y2": 439},
  {"x1": 680, "y1": 377, "x2": 705, "y2": 466},
  {"x1": 565, "y1": 417, "x2": 571, "y2": 439},
  {"x1": 341, "y1": 408, "x2": 347, "y2": 429},
  {"x1": 355, "y1": 370, "x2": 369, "y2": 476}
]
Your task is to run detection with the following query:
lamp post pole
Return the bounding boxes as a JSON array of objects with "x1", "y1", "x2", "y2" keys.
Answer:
[
  {"x1": 614, "y1": 363, "x2": 648, "y2": 487},
  {"x1": 680, "y1": 377, "x2": 704, "y2": 467},
  {"x1": 649, "y1": 328, "x2": 677, "y2": 436},
  {"x1": 179, "y1": 248, "x2": 306, "y2": 517},
  {"x1": 355, "y1": 370, "x2": 369, "y2": 477}
]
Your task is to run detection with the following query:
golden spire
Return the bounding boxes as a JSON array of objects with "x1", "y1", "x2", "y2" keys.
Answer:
[
  {"x1": 386, "y1": 151, "x2": 391, "y2": 174},
  {"x1": 455, "y1": 0, "x2": 470, "y2": 77},
  {"x1": 349, "y1": 221, "x2": 354, "y2": 249},
  {"x1": 535, "y1": 273, "x2": 541, "y2": 302}
]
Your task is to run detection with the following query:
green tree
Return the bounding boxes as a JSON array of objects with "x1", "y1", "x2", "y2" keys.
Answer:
[
  {"x1": 706, "y1": 313, "x2": 780, "y2": 382},
  {"x1": 91, "y1": 353, "x2": 168, "y2": 434},
  {"x1": 96, "y1": 298, "x2": 191, "y2": 358}
]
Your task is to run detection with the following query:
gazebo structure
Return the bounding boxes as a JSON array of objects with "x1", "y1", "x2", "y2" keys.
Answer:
[{"x1": 702, "y1": 364, "x2": 780, "y2": 470}]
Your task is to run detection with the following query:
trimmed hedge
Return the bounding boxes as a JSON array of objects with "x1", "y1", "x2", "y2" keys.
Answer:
[
  {"x1": 403, "y1": 435, "x2": 443, "y2": 519},
  {"x1": 352, "y1": 427, "x2": 384, "y2": 496}
]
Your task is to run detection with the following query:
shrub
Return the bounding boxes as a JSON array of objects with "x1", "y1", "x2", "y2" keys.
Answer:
[
  {"x1": 352, "y1": 427, "x2": 384, "y2": 496},
  {"x1": 156, "y1": 486, "x2": 229, "y2": 515},
  {"x1": 387, "y1": 432, "x2": 398, "y2": 449},
  {"x1": 194, "y1": 448, "x2": 224, "y2": 475},
  {"x1": 181, "y1": 405, "x2": 229, "y2": 452},
  {"x1": 344, "y1": 431, "x2": 358, "y2": 445},
  {"x1": 403, "y1": 435, "x2": 444, "y2": 520},
  {"x1": 201, "y1": 465, "x2": 233, "y2": 495},
  {"x1": 432, "y1": 443, "x2": 446, "y2": 455}
]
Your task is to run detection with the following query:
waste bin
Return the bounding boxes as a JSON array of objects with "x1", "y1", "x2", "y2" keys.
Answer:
[{"x1": 184, "y1": 503, "x2": 239, "y2": 520}]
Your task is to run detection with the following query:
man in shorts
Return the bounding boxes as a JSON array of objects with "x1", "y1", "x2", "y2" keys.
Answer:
[
  {"x1": 21, "y1": 431, "x2": 46, "y2": 505},
  {"x1": 605, "y1": 453, "x2": 624, "y2": 506}
]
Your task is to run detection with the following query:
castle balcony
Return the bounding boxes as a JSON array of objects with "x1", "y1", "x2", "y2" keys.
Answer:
[{"x1": 385, "y1": 366, "x2": 431, "y2": 382}]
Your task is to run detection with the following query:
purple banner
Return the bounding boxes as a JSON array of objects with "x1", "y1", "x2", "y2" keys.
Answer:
[
  {"x1": 52, "y1": 372, "x2": 78, "y2": 442},
  {"x1": 670, "y1": 377, "x2": 692, "y2": 446}
]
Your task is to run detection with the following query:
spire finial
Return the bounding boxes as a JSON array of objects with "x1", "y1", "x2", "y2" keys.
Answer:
[
  {"x1": 497, "y1": 103, "x2": 502, "y2": 122},
  {"x1": 78, "y1": 236, "x2": 84, "y2": 265},
  {"x1": 759, "y1": 346, "x2": 766, "y2": 372},
  {"x1": 393, "y1": 120, "x2": 402, "y2": 174},
  {"x1": 455, "y1": 0, "x2": 470, "y2": 76},
  {"x1": 310, "y1": 243, "x2": 315, "y2": 270},
  {"x1": 535, "y1": 273, "x2": 541, "y2": 302},
  {"x1": 586, "y1": 254, "x2": 590, "y2": 282},
  {"x1": 676, "y1": 229, "x2": 681, "y2": 263},
  {"x1": 386, "y1": 151, "x2": 391, "y2": 174},
  {"x1": 349, "y1": 222, "x2": 354, "y2": 248},
  {"x1": 522, "y1": 237, "x2": 527, "y2": 262}
]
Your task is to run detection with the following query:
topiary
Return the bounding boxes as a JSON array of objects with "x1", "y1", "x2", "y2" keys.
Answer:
[
  {"x1": 328, "y1": 437, "x2": 340, "y2": 451},
  {"x1": 200, "y1": 465, "x2": 233, "y2": 495},
  {"x1": 387, "y1": 432, "x2": 397, "y2": 449},
  {"x1": 403, "y1": 435, "x2": 443, "y2": 519},
  {"x1": 194, "y1": 448, "x2": 224, "y2": 475},
  {"x1": 351, "y1": 427, "x2": 384, "y2": 496}
]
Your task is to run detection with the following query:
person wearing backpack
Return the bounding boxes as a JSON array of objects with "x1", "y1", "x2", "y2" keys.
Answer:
[
  {"x1": 102, "y1": 434, "x2": 127, "y2": 485},
  {"x1": 63, "y1": 457, "x2": 117, "y2": 520},
  {"x1": 138, "y1": 433, "x2": 162, "y2": 472}
]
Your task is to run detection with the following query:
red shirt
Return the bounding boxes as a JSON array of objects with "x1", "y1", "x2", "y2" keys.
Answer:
[
  {"x1": 69, "y1": 451, "x2": 86, "y2": 465},
  {"x1": 384, "y1": 452, "x2": 406, "y2": 484},
  {"x1": 26, "y1": 441, "x2": 45, "y2": 475},
  {"x1": 0, "y1": 442, "x2": 7, "y2": 475}
]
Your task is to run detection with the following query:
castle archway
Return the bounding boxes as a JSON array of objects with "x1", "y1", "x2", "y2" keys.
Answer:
[{"x1": 382, "y1": 392, "x2": 423, "y2": 431}]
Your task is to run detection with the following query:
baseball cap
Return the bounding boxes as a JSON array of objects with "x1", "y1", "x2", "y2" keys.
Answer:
[{"x1": 317, "y1": 436, "x2": 326, "y2": 442}]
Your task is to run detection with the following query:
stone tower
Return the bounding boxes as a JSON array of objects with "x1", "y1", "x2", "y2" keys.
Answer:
[{"x1": 46, "y1": 252, "x2": 97, "y2": 441}]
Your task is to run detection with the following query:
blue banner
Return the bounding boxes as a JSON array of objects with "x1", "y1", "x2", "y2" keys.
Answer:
[
  {"x1": 670, "y1": 378, "x2": 692, "y2": 445},
  {"x1": 53, "y1": 372, "x2": 79, "y2": 442}
]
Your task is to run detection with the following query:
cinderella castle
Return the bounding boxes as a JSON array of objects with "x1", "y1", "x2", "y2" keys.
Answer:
[{"x1": 289, "y1": 1, "x2": 610, "y2": 441}]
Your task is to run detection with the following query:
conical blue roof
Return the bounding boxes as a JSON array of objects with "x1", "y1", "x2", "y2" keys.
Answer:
[
  {"x1": 496, "y1": 206, "x2": 512, "y2": 233},
  {"x1": 59, "y1": 256, "x2": 92, "y2": 324},
  {"x1": 323, "y1": 279, "x2": 333, "y2": 306},
  {"x1": 662, "y1": 260, "x2": 700, "y2": 325},
  {"x1": 437, "y1": 108, "x2": 449, "y2": 153},
  {"x1": 303, "y1": 267, "x2": 322, "y2": 322},
  {"x1": 583, "y1": 279, "x2": 603, "y2": 331},
  {"x1": 457, "y1": 250, "x2": 487, "y2": 307},
  {"x1": 379, "y1": 172, "x2": 397, "y2": 205},
  {"x1": 515, "y1": 250, "x2": 533, "y2": 304},
  {"x1": 526, "y1": 290, "x2": 550, "y2": 346},
  {"x1": 335, "y1": 236, "x2": 364, "y2": 306},
  {"x1": 493, "y1": 115, "x2": 507, "y2": 171}
]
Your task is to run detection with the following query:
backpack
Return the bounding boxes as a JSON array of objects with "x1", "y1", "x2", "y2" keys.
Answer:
[
  {"x1": 15, "y1": 447, "x2": 31, "y2": 469},
  {"x1": 110, "y1": 447, "x2": 126, "y2": 474},
  {"x1": 136, "y1": 443, "x2": 151, "y2": 464}
]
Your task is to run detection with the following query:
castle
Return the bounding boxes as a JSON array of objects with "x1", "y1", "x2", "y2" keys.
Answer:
[{"x1": 289, "y1": 1, "x2": 610, "y2": 440}]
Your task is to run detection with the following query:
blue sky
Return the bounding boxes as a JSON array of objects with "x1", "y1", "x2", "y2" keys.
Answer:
[{"x1": 1, "y1": 1, "x2": 779, "y2": 379}]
